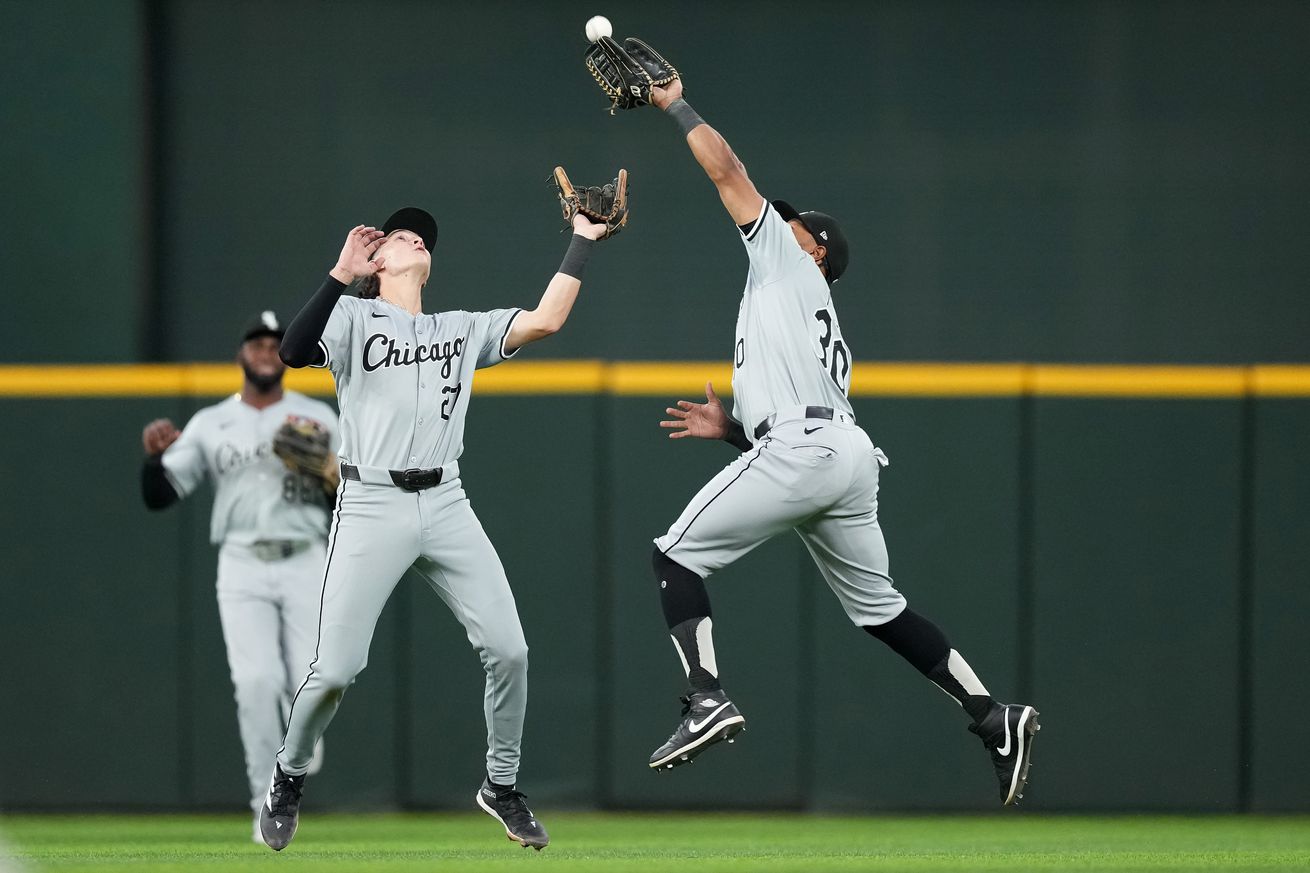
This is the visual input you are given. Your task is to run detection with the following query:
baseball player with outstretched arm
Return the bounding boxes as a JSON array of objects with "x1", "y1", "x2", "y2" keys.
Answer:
[
  {"x1": 140, "y1": 313, "x2": 338, "y2": 842},
  {"x1": 259, "y1": 198, "x2": 616, "y2": 852},
  {"x1": 589, "y1": 45, "x2": 1040, "y2": 805}
]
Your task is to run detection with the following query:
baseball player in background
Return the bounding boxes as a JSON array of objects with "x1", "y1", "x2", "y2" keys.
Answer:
[
  {"x1": 620, "y1": 69, "x2": 1040, "y2": 804},
  {"x1": 140, "y1": 313, "x2": 339, "y2": 841},
  {"x1": 260, "y1": 202, "x2": 614, "y2": 852}
]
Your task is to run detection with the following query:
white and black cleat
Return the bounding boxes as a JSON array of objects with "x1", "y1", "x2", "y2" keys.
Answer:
[
  {"x1": 970, "y1": 703, "x2": 1040, "y2": 806},
  {"x1": 648, "y1": 689, "x2": 746, "y2": 771},
  {"x1": 476, "y1": 778, "x2": 549, "y2": 850},
  {"x1": 258, "y1": 763, "x2": 306, "y2": 851}
]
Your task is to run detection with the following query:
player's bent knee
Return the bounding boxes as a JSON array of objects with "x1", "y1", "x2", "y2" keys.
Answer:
[
  {"x1": 309, "y1": 661, "x2": 365, "y2": 693},
  {"x1": 492, "y1": 640, "x2": 529, "y2": 673},
  {"x1": 651, "y1": 546, "x2": 701, "y2": 586}
]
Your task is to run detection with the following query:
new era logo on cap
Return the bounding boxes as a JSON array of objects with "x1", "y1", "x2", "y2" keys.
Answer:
[{"x1": 819, "y1": 230, "x2": 829, "y2": 240}]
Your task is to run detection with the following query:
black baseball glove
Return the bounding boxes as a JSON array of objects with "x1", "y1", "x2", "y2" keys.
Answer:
[
  {"x1": 272, "y1": 415, "x2": 332, "y2": 481},
  {"x1": 553, "y1": 166, "x2": 630, "y2": 239},
  {"x1": 584, "y1": 36, "x2": 679, "y2": 114}
]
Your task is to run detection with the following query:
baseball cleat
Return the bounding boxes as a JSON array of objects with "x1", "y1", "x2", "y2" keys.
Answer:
[
  {"x1": 258, "y1": 763, "x2": 306, "y2": 851},
  {"x1": 476, "y1": 779, "x2": 549, "y2": 850},
  {"x1": 969, "y1": 703, "x2": 1040, "y2": 806},
  {"x1": 648, "y1": 689, "x2": 746, "y2": 770}
]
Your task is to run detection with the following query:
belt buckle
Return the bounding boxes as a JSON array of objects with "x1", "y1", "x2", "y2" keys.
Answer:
[{"x1": 399, "y1": 468, "x2": 425, "y2": 491}]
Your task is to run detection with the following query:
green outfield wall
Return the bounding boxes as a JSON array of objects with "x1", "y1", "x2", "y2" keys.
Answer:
[
  {"x1": 2, "y1": 366, "x2": 1308, "y2": 812},
  {"x1": 3, "y1": 0, "x2": 1308, "y2": 365}
]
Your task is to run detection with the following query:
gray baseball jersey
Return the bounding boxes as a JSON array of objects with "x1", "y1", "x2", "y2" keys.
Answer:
[
  {"x1": 656, "y1": 196, "x2": 905, "y2": 628},
  {"x1": 312, "y1": 295, "x2": 520, "y2": 469},
  {"x1": 163, "y1": 392, "x2": 341, "y2": 544},
  {"x1": 732, "y1": 199, "x2": 854, "y2": 439}
]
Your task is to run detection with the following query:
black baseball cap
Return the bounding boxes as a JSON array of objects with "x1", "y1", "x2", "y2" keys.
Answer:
[
  {"x1": 771, "y1": 200, "x2": 850, "y2": 284},
  {"x1": 240, "y1": 310, "x2": 284, "y2": 343},
  {"x1": 382, "y1": 207, "x2": 438, "y2": 252}
]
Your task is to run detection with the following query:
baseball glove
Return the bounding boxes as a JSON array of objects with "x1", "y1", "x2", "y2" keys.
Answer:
[
  {"x1": 554, "y1": 166, "x2": 630, "y2": 239},
  {"x1": 272, "y1": 416, "x2": 332, "y2": 480},
  {"x1": 584, "y1": 36, "x2": 679, "y2": 114}
]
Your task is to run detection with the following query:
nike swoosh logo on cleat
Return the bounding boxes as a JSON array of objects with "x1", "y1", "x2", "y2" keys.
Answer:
[
  {"x1": 688, "y1": 702, "x2": 732, "y2": 733},
  {"x1": 996, "y1": 724, "x2": 1013, "y2": 757},
  {"x1": 804, "y1": 426, "x2": 823, "y2": 434}
]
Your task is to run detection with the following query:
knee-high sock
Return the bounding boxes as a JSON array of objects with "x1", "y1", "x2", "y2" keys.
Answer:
[
  {"x1": 653, "y1": 547, "x2": 721, "y2": 692},
  {"x1": 864, "y1": 607, "x2": 996, "y2": 724}
]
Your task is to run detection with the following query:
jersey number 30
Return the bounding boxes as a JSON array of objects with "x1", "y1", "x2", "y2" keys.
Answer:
[{"x1": 814, "y1": 308, "x2": 850, "y2": 392}]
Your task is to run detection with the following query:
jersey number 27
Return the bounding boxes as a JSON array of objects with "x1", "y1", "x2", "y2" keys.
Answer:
[{"x1": 814, "y1": 308, "x2": 851, "y2": 393}]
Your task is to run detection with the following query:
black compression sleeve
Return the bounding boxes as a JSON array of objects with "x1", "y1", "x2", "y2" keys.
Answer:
[
  {"x1": 280, "y1": 275, "x2": 348, "y2": 367},
  {"x1": 723, "y1": 418, "x2": 752, "y2": 452},
  {"x1": 141, "y1": 454, "x2": 180, "y2": 510}
]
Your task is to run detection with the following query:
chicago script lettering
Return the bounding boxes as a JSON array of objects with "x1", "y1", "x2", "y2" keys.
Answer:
[{"x1": 362, "y1": 333, "x2": 465, "y2": 378}]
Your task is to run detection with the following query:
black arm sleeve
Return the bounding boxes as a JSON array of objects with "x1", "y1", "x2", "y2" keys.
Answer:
[
  {"x1": 280, "y1": 275, "x2": 348, "y2": 367},
  {"x1": 723, "y1": 418, "x2": 753, "y2": 452},
  {"x1": 141, "y1": 454, "x2": 180, "y2": 510}
]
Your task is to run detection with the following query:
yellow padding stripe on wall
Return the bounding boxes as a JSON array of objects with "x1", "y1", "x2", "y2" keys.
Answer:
[{"x1": 0, "y1": 362, "x2": 1308, "y2": 398}]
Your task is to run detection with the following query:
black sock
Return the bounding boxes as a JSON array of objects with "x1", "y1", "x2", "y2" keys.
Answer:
[
  {"x1": 653, "y1": 548, "x2": 721, "y2": 692},
  {"x1": 864, "y1": 607, "x2": 995, "y2": 723}
]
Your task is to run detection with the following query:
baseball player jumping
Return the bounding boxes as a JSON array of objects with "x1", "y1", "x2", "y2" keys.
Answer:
[
  {"x1": 588, "y1": 44, "x2": 1039, "y2": 805},
  {"x1": 261, "y1": 192, "x2": 619, "y2": 851},
  {"x1": 140, "y1": 313, "x2": 339, "y2": 841}
]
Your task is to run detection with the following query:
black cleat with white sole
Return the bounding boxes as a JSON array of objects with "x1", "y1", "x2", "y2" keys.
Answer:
[
  {"x1": 258, "y1": 763, "x2": 306, "y2": 851},
  {"x1": 476, "y1": 778, "x2": 549, "y2": 850},
  {"x1": 970, "y1": 703, "x2": 1040, "y2": 806},
  {"x1": 649, "y1": 689, "x2": 746, "y2": 771}
]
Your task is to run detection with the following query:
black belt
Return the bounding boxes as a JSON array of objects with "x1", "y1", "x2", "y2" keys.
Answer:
[
  {"x1": 341, "y1": 464, "x2": 444, "y2": 492},
  {"x1": 753, "y1": 406, "x2": 842, "y2": 440},
  {"x1": 250, "y1": 540, "x2": 314, "y2": 561}
]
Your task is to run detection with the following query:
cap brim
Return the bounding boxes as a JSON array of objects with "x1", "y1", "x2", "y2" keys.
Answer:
[
  {"x1": 771, "y1": 199, "x2": 804, "y2": 225},
  {"x1": 243, "y1": 327, "x2": 284, "y2": 340},
  {"x1": 382, "y1": 207, "x2": 438, "y2": 252}
]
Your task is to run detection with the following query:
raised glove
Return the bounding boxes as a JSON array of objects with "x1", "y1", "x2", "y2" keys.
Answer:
[
  {"x1": 272, "y1": 415, "x2": 332, "y2": 480},
  {"x1": 584, "y1": 36, "x2": 679, "y2": 114},
  {"x1": 554, "y1": 166, "x2": 629, "y2": 239}
]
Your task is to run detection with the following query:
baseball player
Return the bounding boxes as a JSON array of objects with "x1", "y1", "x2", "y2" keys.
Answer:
[
  {"x1": 140, "y1": 312, "x2": 339, "y2": 841},
  {"x1": 627, "y1": 74, "x2": 1040, "y2": 804},
  {"x1": 260, "y1": 204, "x2": 613, "y2": 852}
]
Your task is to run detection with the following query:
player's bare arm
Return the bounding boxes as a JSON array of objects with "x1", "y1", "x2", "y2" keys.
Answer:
[
  {"x1": 650, "y1": 79, "x2": 764, "y2": 226},
  {"x1": 660, "y1": 382, "x2": 752, "y2": 451},
  {"x1": 505, "y1": 214, "x2": 606, "y2": 352}
]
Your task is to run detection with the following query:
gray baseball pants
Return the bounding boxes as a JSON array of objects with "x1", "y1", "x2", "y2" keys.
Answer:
[
  {"x1": 655, "y1": 410, "x2": 907, "y2": 626},
  {"x1": 277, "y1": 473, "x2": 528, "y2": 784},
  {"x1": 217, "y1": 540, "x2": 324, "y2": 813}
]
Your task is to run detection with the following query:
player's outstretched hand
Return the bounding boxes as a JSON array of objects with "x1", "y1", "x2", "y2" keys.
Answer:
[
  {"x1": 142, "y1": 418, "x2": 181, "y2": 455},
  {"x1": 650, "y1": 77, "x2": 684, "y2": 111},
  {"x1": 329, "y1": 225, "x2": 386, "y2": 284},
  {"x1": 660, "y1": 382, "x2": 730, "y2": 440},
  {"x1": 572, "y1": 213, "x2": 608, "y2": 241}
]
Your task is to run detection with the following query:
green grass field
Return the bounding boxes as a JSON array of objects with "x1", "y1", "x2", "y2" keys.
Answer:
[{"x1": 3, "y1": 813, "x2": 1309, "y2": 873}]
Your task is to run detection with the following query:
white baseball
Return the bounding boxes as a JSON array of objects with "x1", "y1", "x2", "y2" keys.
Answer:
[{"x1": 585, "y1": 15, "x2": 612, "y2": 43}]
